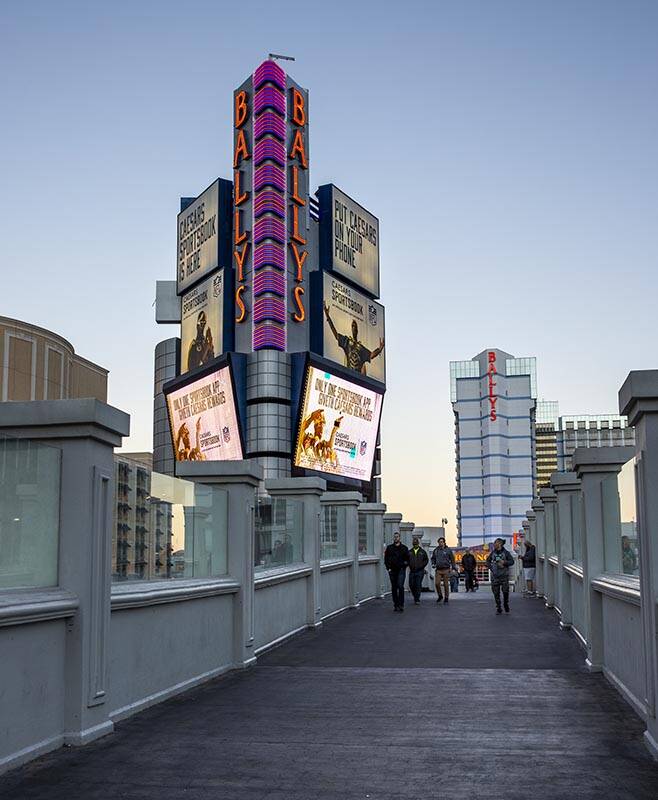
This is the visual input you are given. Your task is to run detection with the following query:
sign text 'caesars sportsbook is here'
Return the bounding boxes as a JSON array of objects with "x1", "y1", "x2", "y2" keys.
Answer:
[
  {"x1": 294, "y1": 366, "x2": 383, "y2": 481},
  {"x1": 177, "y1": 181, "x2": 220, "y2": 295}
]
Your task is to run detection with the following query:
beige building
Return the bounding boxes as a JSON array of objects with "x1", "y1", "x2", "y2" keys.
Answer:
[{"x1": 0, "y1": 316, "x2": 107, "y2": 402}]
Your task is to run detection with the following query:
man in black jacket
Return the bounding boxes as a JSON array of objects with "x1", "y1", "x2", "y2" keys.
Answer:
[
  {"x1": 408, "y1": 536, "x2": 429, "y2": 605},
  {"x1": 384, "y1": 532, "x2": 409, "y2": 612},
  {"x1": 461, "y1": 548, "x2": 477, "y2": 592}
]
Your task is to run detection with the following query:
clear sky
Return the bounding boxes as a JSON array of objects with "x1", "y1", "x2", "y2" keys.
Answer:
[{"x1": 2, "y1": 1, "x2": 656, "y2": 543}]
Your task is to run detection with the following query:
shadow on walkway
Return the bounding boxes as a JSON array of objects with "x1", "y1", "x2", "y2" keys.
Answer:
[{"x1": 2, "y1": 592, "x2": 657, "y2": 799}]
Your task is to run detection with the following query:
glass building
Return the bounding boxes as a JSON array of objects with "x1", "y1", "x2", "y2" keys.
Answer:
[
  {"x1": 451, "y1": 349, "x2": 537, "y2": 548},
  {"x1": 535, "y1": 400, "x2": 560, "y2": 493},
  {"x1": 531, "y1": 405, "x2": 635, "y2": 494},
  {"x1": 557, "y1": 414, "x2": 634, "y2": 471}
]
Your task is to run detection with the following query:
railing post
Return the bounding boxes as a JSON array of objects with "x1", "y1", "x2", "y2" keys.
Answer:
[
  {"x1": 539, "y1": 489, "x2": 558, "y2": 608},
  {"x1": 399, "y1": 520, "x2": 416, "y2": 549},
  {"x1": 358, "y1": 502, "x2": 387, "y2": 597},
  {"x1": 551, "y1": 472, "x2": 581, "y2": 630},
  {"x1": 177, "y1": 460, "x2": 262, "y2": 669},
  {"x1": 321, "y1": 492, "x2": 362, "y2": 608},
  {"x1": 398, "y1": 521, "x2": 416, "y2": 592},
  {"x1": 531, "y1": 500, "x2": 545, "y2": 598},
  {"x1": 525, "y1": 510, "x2": 536, "y2": 592},
  {"x1": 619, "y1": 370, "x2": 658, "y2": 759},
  {"x1": 572, "y1": 446, "x2": 635, "y2": 673},
  {"x1": 383, "y1": 513, "x2": 403, "y2": 545},
  {"x1": 265, "y1": 477, "x2": 326, "y2": 629},
  {"x1": 0, "y1": 399, "x2": 129, "y2": 747}
]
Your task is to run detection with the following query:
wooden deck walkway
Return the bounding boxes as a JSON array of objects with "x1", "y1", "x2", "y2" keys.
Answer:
[{"x1": 2, "y1": 591, "x2": 657, "y2": 799}]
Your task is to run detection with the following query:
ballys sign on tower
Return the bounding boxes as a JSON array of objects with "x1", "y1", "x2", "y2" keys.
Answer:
[
  {"x1": 157, "y1": 58, "x2": 386, "y2": 502},
  {"x1": 233, "y1": 60, "x2": 310, "y2": 352},
  {"x1": 487, "y1": 350, "x2": 497, "y2": 421}
]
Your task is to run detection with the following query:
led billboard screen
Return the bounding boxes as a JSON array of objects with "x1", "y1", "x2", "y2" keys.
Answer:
[
  {"x1": 318, "y1": 184, "x2": 380, "y2": 298},
  {"x1": 165, "y1": 365, "x2": 243, "y2": 462},
  {"x1": 180, "y1": 272, "x2": 224, "y2": 374},
  {"x1": 322, "y1": 273, "x2": 385, "y2": 384},
  {"x1": 294, "y1": 365, "x2": 383, "y2": 481}
]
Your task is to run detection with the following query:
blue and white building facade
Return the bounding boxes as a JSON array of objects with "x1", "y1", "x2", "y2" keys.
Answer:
[{"x1": 450, "y1": 349, "x2": 537, "y2": 547}]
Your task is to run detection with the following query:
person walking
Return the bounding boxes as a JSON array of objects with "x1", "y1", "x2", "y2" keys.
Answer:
[
  {"x1": 521, "y1": 540, "x2": 537, "y2": 596},
  {"x1": 461, "y1": 548, "x2": 477, "y2": 592},
  {"x1": 431, "y1": 537, "x2": 455, "y2": 604},
  {"x1": 384, "y1": 532, "x2": 409, "y2": 612},
  {"x1": 621, "y1": 536, "x2": 638, "y2": 575},
  {"x1": 408, "y1": 536, "x2": 429, "y2": 605},
  {"x1": 486, "y1": 538, "x2": 515, "y2": 614}
]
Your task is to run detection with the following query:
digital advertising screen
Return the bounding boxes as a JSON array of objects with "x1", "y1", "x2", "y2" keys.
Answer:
[
  {"x1": 318, "y1": 184, "x2": 380, "y2": 298},
  {"x1": 165, "y1": 365, "x2": 243, "y2": 462},
  {"x1": 322, "y1": 273, "x2": 385, "y2": 384},
  {"x1": 294, "y1": 365, "x2": 383, "y2": 481},
  {"x1": 180, "y1": 272, "x2": 224, "y2": 374}
]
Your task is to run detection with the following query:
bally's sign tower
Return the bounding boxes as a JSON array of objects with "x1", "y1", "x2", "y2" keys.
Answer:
[{"x1": 155, "y1": 59, "x2": 386, "y2": 500}]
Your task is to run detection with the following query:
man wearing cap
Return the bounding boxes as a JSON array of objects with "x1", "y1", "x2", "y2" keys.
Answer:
[
  {"x1": 486, "y1": 538, "x2": 515, "y2": 614},
  {"x1": 407, "y1": 536, "x2": 429, "y2": 605}
]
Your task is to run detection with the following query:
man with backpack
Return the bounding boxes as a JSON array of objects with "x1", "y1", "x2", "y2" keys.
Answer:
[
  {"x1": 521, "y1": 539, "x2": 537, "y2": 596},
  {"x1": 486, "y1": 538, "x2": 515, "y2": 614}
]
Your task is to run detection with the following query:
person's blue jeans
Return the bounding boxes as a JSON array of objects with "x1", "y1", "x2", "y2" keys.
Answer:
[
  {"x1": 389, "y1": 568, "x2": 406, "y2": 608},
  {"x1": 409, "y1": 569, "x2": 424, "y2": 601}
]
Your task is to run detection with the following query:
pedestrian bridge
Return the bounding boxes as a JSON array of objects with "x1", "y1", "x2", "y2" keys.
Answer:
[
  {"x1": 2, "y1": 592, "x2": 658, "y2": 799},
  {"x1": 1, "y1": 370, "x2": 658, "y2": 798}
]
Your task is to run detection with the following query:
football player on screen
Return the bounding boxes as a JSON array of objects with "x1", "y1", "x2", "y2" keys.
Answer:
[
  {"x1": 324, "y1": 303, "x2": 384, "y2": 376},
  {"x1": 187, "y1": 311, "x2": 215, "y2": 371}
]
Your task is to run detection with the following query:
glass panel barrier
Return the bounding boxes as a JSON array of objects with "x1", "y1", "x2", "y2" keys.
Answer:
[
  {"x1": 0, "y1": 436, "x2": 61, "y2": 590},
  {"x1": 113, "y1": 457, "x2": 228, "y2": 581},
  {"x1": 254, "y1": 496, "x2": 304, "y2": 570},
  {"x1": 618, "y1": 459, "x2": 639, "y2": 577},
  {"x1": 358, "y1": 512, "x2": 375, "y2": 555},
  {"x1": 571, "y1": 492, "x2": 582, "y2": 564},
  {"x1": 321, "y1": 505, "x2": 347, "y2": 560},
  {"x1": 546, "y1": 507, "x2": 557, "y2": 556}
]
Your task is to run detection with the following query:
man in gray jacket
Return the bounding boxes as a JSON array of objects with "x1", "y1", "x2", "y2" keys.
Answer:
[
  {"x1": 431, "y1": 537, "x2": 455, "y2": 604},
  {"x1": 486, "y1": 538, "x2": 515, "y2": 614}
]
